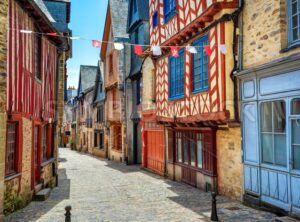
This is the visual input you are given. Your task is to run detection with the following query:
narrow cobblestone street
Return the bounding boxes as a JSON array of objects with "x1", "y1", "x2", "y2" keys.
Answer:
[{"x1": 5, "y1": 148, "x2": 277, "y2": 222}]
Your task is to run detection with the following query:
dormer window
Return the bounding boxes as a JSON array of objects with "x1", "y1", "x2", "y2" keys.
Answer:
[{"x1": 164, "y1": 0, "x2": 176, "y2": 23}]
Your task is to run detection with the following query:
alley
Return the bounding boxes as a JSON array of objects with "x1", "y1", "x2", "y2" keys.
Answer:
[{"x1": 5, "y1": 148, "x2": 277, "y2": 222}]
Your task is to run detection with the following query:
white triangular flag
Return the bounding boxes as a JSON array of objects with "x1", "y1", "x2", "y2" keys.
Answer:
[
  {"x1": 151, "y1": 45, "x2": 162, "y2": 56},
  {"x1": 114, "y1": 42, "x2": 124, "y2": 50},
  {"x1": 219, "y1": 44, "x2": 227, "y2": 54},
  {"x1": 70, "y1": 36, "x2": 80, "y2": 40},
  {"x1": 186, "y1": 45, "x2": 197, "y2": 54},
  {"x1": 20, "y1": 30, "x2": 33, "y2": 34}
]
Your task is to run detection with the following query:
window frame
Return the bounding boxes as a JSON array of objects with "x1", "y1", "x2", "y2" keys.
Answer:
[
  {"x1": 5, "y1": 122, "x2": 19, "y2": 177},
  {"x1": 259, "y1": 100, "x2": 288, "y2": 170},
  {"x1": 288, "y1": 0, "x2": 300, "y2": 46},
  {"x1": 164, "y1": 0, "x2": 177, "y2": 23},
  {"x1": 192, "y1": 35, "x2": 209, "y2": 93},
  {"x1": 175, "y1": 130, "x2": 204, "y2": 169},
  {"x1": 290, "y1": 98, "x2": 300, "y2": 172},
  {"x1": 168, "y1": 49, "x2": 185, "y2": 100}
]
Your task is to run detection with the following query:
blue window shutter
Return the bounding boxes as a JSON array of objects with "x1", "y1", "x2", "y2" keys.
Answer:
[
  {"x1": 164, "y1": 0, "x2": 176, "y2": 23},
  {"x1": 192, "y1": 35, "x2": 209, "y2": 93},
  {"x1": 153, "y1": 11, "x2": 158, "y2": 28}
]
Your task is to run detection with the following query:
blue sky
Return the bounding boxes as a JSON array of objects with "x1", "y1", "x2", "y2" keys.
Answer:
[{"x1": 67, "y1": 0, "x2": 108, "y2": 88}]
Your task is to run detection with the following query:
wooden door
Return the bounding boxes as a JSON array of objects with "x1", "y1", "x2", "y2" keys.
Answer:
[
  {"x1": 33, "y1": 126, "x2": 41, "y2": 185},
  {"x1": 146, "y1": 130, "x2": 165, "y2": 175}
]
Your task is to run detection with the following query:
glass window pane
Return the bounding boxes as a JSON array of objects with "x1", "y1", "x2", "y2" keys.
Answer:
[
  {"x1": 197, "y1": 134, "x2": 203, "y2": 168},
  {"x1": 292, "y1": 99, "x2": 300, "y2": 115},
  {"x1": 274, "y1": 134, "x2": 287, "y2": 166},
  {"x1": 183, "y1": 133, "x2": 189, "y2": 164},
  {"x1": 190, "y1": 133, "x2": 196, "y2": 167},
  {"x1": 292, "y1": 119, "x2": 300, "y2": 145},
  {"x1": 293, "y1": 145, "x2": 300, "y2": 170},
  {"x1": 261, "y1": 102, "x2": 272, "y2": 132},
  {"x1": 273, "y1": 101, "x2": 286, "y2": 133},
  {"x1": 262, "y1": 133, "x2": 274, "y2": 164},
  {"x1": 177, "y1": 133, "x2": 182, "y2": 162}
]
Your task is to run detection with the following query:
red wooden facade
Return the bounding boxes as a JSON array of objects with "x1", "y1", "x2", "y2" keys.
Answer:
[
  {"x1": 149, "y1": 0, "x2": 239, "y2": 188},
  {"x1": 5, "y1": 0, "x2": 60, "y2": 189}
]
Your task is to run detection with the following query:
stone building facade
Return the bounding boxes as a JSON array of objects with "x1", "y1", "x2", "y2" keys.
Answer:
[
  {"x1": 101, "y1": 0, "x2": 129, "y2": 163},
  {"x1": 75, "y1": 65, "x2": 98, "y2": 153},
  {"x1": 237, "y1": 0, "x2": 300, "y2": 216}
]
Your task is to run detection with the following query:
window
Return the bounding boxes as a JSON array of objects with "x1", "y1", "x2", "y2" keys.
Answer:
[
  {"x1": 109, "y1": 54, "x2": 113, "y2": 74},
  {"x1": 169, "y1": 49, "x2": 184, "y2": 99},
  {"x1": 292, "y1": 99, "x2": 300, "y2": 170},
  {"x1": 153, "y1": 11, "x2": 158, "y2": 28},
  {"x1": 34, "y1": 33, "x2": 42, "y2": 80},
  {"x1": 175, "y1": 131, "x2": 204, "y2": 169},
  {"x1": 192, "y1": 35, "x2": 209, "y2": 92},
  {"x1": 260, "y1": 101, "x2": 287, "y2": 167},
  {"x1": 96, "y1": 106, "x2": 104, "y2": 123},
  {"x1": 94, "y1": 130, "x2": 104, "y2": 149},
  {"x1": 112, "y1": 89, "x2": 118, "y2": 109},
  {"x1": 5, "y1": 123, "x2": 18, "y2": 176},
  {"x1": 42, "y1": 125, "x2": 47, "y2": 162},
  {"x1": 288, "y1": 0, "x2": 300, "y2": 45},
  {"x1": 164, "y1": 0, "x2": 176, "y2": 23}
]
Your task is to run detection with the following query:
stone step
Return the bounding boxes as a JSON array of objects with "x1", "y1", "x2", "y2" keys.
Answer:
[
  {"x1": 275, "y1": 216, "x2": 300, "y2": 222},
  {"x1": 34, "y1": 183, "x2": 43, "y2": 193},
  {"x1": 33, "y1": 188, "x2": 51, "y2": 201}
]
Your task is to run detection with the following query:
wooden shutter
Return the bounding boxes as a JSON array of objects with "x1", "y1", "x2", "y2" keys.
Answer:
[{"x1": 168, "y1": 129, "x2": 175, "y2": 163}]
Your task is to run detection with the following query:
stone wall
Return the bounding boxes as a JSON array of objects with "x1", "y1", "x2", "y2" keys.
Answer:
[
  {"x1": 216, "y1": 127, "x2": 242, "y2": 200},
  {"x1": 0, "y1": 0, "x2": 8, "y2": 219},
  {"x1": 243, "y1": 0, "x2": 300, "y2": 68},
  {"x1": 141, "y1": 57, "x2": 156, "y2": 112}
]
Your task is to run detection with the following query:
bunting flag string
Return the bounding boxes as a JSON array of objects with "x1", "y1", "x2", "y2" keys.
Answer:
[{"x1": 16, "y1": 28, "x2": 229, "y2": 57}]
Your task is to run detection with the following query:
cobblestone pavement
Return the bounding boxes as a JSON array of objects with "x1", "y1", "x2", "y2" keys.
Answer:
[{"x1": 5, "y1": 148, "x2": 277, "y2": 222}]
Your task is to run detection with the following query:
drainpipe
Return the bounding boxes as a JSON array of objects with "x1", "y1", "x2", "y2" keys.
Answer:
[{"x1": 230, "y1": 0, "x2": 244, "y2": 123}]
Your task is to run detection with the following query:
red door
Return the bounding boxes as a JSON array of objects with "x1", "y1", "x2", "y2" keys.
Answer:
[
  {"x1": 146, "y1": 130, "x2": 165, "y2": 175},
  {"x1": 33, "y1": 126, "x2": 41, "y2": 186}
]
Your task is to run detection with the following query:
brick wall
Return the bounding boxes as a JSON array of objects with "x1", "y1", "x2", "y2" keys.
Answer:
[
  {"x1": 217, "y1": 127, "x2": 242, "y2": 200},
  {"x1": 0, "y1": 0, "x2": 8, "y2": 218},
  {"x1": 243, "y1": 0, "x2": 300, "y2": 68}
]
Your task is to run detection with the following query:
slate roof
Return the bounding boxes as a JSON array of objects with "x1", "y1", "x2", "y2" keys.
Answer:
[
  {"x1": 77, "y1": 66, "x2": 98, "y2": 96},
  {"x1": 43, "y1": 0, "x2": 70, "y2": 32},
  {"x1": 32, "y1": 0, "x2": 56, "y2": 22},
  {"x1": 93, "y1": 63, "x2": 105, "y2": 103},
  {"x1": 110, "y1": 0, "x2": 129, "y2": 38},
  {"x1": 127, "y1": 0, "x2": 149, "y2": 32}
]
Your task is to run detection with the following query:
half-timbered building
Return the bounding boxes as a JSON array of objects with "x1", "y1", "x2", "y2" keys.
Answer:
[
  {"x1": 1, "y1": 0, "x2": 71, "y2": 214},
  {"x1": 150, "y1": 0, "x2": 243, "y2": 198},
  {"x1": 101, "y1": 0, "x2": 129, "y2": 163}
]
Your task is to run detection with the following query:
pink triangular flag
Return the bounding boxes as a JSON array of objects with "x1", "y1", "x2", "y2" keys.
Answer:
[
  {"x1": 92, "y1": 40, "x2": 102, "y2": 48},
  {"x1": 46, "y1": 32, "x2": 58, "y2": 36},
  {"x1": 204, "y1": 45, "x2": 212, "y2": 56},
  {"x1": 134, "y1": 45, "x2": 143, "y2": 56}
]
